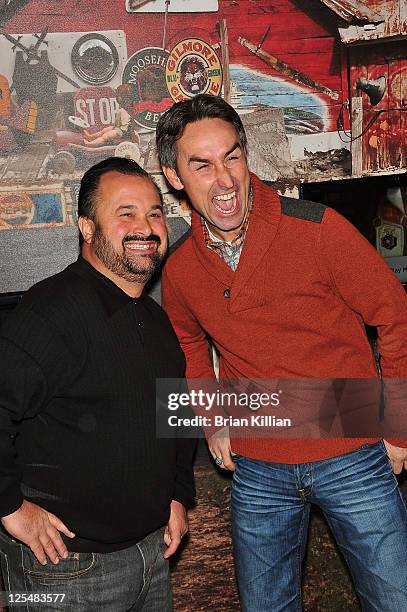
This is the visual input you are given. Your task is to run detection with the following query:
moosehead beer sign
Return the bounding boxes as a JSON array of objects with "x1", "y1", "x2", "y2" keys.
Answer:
[
  {"x1": 122, "y1": 47, "x2": 172, "y2": 130},
  {"x1": 166, "y1": 38, "x2": 222, "y2": 102}
]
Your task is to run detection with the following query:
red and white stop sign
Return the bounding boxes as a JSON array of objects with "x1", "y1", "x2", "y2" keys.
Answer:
[{"x1": 73, "y1": 86, "x2": 118, "y2": 131}]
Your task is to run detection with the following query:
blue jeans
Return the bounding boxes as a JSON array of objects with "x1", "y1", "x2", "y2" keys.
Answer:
[
  {"x1": 232, "y1": 441, "x2": 407, "y2": 612},
  {"x1": 0, "y1": 526, "x2": 171, "y2": 611}
]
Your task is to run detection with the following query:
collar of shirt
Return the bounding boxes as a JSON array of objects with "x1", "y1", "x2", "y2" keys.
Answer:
[
  {"x1": 202, "y1": 187, "x2": 253, "y2": 271},
  {"x1": 73, "y1": 256, "x2": 144, "y2": 317}
]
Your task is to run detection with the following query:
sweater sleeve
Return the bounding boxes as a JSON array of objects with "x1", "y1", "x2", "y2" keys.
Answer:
[
  {"x1": 0, "y1": 337, "x2": 48, "y2": 517},
  {"x1": 162, "y1": 265, "x2": 228, "y2": 437},
  {"x1": 162, "y1": 265, "x2": 215, "y2": 380},
  {"x1": 0, "y1": 308, "x2": 80, "y2": 517},
  {"x1": 319, "y1": 208, "x2": 407, "y2": 446},
  {"x1": 173, "y1": 437, "x2": 196, "y2": 509}
]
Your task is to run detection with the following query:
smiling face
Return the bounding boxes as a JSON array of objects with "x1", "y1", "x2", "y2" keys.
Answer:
[
  {"x1": 79, "y1": 171, "x2": 168, "y2": 296},
  {"x1": 163, "y1": 118, "x2": 250, "y2": 242}
]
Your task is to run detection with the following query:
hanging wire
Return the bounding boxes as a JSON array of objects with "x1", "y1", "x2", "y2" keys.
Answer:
[{"x1": 337, "y1": 102, "x2": 407, "y2": 144}]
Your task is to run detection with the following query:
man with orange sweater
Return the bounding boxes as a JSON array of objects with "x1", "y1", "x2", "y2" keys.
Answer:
[{"x1": 156, "y1": 94, "x2": 407, "y2": 611}]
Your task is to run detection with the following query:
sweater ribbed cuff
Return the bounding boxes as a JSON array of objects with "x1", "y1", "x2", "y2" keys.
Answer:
[
  {"x1": 172, "y1": 486, "x2": 196, "y2": 510},
  {"x1": 0, "y1": 486, "x2": 24, "y2": 519}
]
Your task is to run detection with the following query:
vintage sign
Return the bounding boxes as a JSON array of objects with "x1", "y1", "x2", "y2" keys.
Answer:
[
  {"x1": 0, "y1": 30, "x2": 127, "y2": 94},
  {"x1": 152, "y1": 172, "x2": 191, "y2": 218},
  {"x1": 73, "y1": 86, "x2": 119, "y2": 131},
  {"x1": 122, "y1": 47, "x2": 172, "y2": 130},
  {"x1": 385, "y1": 256, "x2": 407, "y2": 282},
  {"x1": 114, "y1": 140, "x2": 142, "y2": 163},
  {"x1": 389, "y1": 66, "x2": 406, "y2": 106},
  {"x1": 0, "y1": 183, "x2": 78, "y2": 294},
  {"x1": 71, "y1": 33, "x2": 120, "y2": 86},
  {"x1": 166, "y1": 38, "x2": 222, "y2": 102},
  {"x1": 0, "y1": 185, "x2": 67, "y2": 230},
  {"x1": 375, "y1": 220, "x2": 405, "y2": 257}
]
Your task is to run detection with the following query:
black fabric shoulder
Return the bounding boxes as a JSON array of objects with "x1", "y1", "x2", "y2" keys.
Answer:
[
  {"x1": 280, "y1": 195, "x2": 326, "y2": 224},
  {"x1": 15, "y1": 265, "x2": 84, "y2": 316},
  {"x1": 3, "y1": 266, "x2": 89, "y2": 385}
]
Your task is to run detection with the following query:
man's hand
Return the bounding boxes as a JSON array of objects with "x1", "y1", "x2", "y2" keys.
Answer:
[
  {"x1": 383, "y1": 440, "x2": 407, "y2": 474},
  {"x1": 208, "y1": 426, "x2": 236, "y2": 471},
  {"x1": 1, "y1": 500, "x2": 75, "y2": 565},
  {"x1": 163, "y1": 500, "x2": 188, "y2": 559}
]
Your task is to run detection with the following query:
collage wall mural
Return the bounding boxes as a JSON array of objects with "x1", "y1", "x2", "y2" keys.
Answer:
[
  {"x1": 0, "y1": 0, "x2": 352, "y2": 294},
  {"x1": 1, "y1": 3, "x2": 405, "y2": 609}
]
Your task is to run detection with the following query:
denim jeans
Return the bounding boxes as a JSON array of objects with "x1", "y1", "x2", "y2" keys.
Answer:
[
  {"x1": 232, "y1": 441, "x2": 407, "y2": 612},
  {"x1": 0, "y1": 525, "x2": 171, "y2": 611}
]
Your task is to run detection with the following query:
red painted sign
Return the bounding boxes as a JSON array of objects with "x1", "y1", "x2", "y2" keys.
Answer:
[{"x1": 73, "y1": 86, "x2": 118, "y2": 131}]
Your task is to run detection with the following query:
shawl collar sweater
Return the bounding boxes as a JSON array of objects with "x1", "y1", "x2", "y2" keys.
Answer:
[{"x1": 162, "y1": 174, "x2": 407, "y2": 462}]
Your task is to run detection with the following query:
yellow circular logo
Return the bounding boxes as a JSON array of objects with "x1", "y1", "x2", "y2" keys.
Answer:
[
  {"x1": 390, "y1": 67, "x2": 406, "y2": 106},
  {"x1": 166, "y1": 38, "x2": 223, "y2": 102}
]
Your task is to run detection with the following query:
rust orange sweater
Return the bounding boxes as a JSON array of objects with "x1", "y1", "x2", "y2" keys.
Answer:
[{"x1": 162, "y1": 174, "x2": 407, "y2": 463}]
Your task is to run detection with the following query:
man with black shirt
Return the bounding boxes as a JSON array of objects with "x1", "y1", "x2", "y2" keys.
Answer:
[{"x1": 0, "y1": 157, "x2": 195, "y2": 611}]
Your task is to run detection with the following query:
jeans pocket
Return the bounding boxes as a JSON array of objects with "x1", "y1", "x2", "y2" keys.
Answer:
[
  {"x1": 23, "y1": 549, "x2": 96, "y2": 582},
  {"x1": 0, "y1": 536, "x2": 26, "y2": 597},
  {"x1": 0, "y1": 526, "x2": 19, "y2": 546},
  {"x1": 0, "y1": 528, "x2": 20, "y2": 592},
  {"x1": 134, "y1": 527, "x2": 167, "y2": 607},
  {"x1": 378, "y1": 439, "x2": 398, "y2": 472},
  {"x1": 0, "y1": 549, "x2": 11, "y2": 593}
]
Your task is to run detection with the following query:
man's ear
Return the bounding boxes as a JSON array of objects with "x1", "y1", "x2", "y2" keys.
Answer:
[
  {"x1": 78, "y1": 216, "x2": 95, "y2": 244},
  {"x1": 162, "y1": 166, "x2": 184, "y2": 191}
]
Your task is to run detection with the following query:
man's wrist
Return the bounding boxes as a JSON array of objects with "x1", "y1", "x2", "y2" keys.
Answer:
[{"x1": 171, "y1": 499, "x2": 185, "y2": 508}]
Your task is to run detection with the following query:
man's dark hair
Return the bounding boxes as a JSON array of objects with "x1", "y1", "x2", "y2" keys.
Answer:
[
  {"x1": 78, "y1": 156, "x2": 149, "y2": 222},
  {"x1": 156, "y1": 94, "x2": 247, "y2": 170}
]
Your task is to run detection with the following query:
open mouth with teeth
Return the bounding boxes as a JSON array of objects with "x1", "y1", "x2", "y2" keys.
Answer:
[
  {"x1": 213, "y1": 191, "x2": 238, "y2": 216},
  {"x1": 124, "y1": 241, "x2": 158, "y2": 254}
]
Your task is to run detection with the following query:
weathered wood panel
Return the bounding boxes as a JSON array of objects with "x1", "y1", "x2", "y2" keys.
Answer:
[
  {"x1": 351, "y1": 96, "x2": 363, "y2": 175},
  {"x1": 349, "y1": 40, "x2": 406, "y2": 173},
  {"x1": 319, "y1": 0, "x2": 385, "y2": 22},
  {"x1": 338, "y1": 0, "x2": 406, "y2": 43},
  {"x1": 400, "y1": 57, "x2": 407, "y2": 167}
]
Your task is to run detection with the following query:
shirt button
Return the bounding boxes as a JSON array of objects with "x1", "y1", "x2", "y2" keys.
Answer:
[
  {"x1": 224, "y1": 289, "x2": 230, "y2": 298},
  {"x1": 138, "y1": 321, "x2": 143, "y2": 327}
]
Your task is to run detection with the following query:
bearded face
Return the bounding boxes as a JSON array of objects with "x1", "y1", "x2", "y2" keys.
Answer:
[{"x1": 92, "y1": 222, "x2": 165, "y2": 285}]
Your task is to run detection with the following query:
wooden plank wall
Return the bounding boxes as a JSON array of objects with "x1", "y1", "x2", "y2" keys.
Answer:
[
  {"x1": 339, "y1": 0, "x2": 406, "y2": 43},
  {"x1": 349, "y1": 40, "x2": 406, "y2": 173}
]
